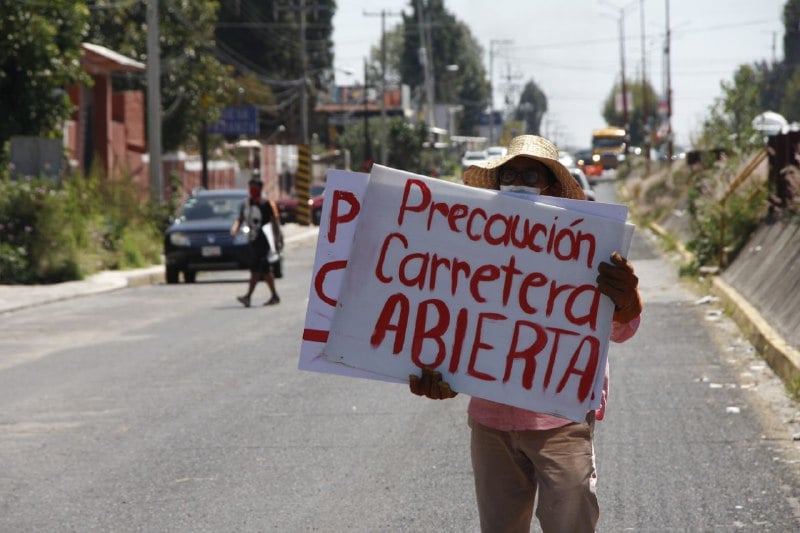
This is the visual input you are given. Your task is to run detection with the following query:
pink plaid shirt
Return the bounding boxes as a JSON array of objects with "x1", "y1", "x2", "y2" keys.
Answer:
[{"x1": 467, "y1": 316, "x2": 640, "y2": 430}]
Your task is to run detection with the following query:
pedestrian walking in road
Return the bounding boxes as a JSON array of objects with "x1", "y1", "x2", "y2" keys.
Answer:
[
  {"x1": 409, "y1": 134, "x2": 643, "y2": 533},
  {"x1": 231, "y1": 178, "x2": 282, "y2": 307}
]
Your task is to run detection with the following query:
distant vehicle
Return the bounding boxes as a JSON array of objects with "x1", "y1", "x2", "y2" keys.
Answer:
[
  {"x1": 655, "y1": 145, "x2": 687, "y2": 161},
  {"x1": 276, "y1": 184, "x2": 325, "y2": 225},
  {"x1": 163, "y1": 189, "x2": 249, "y2": 284},
  {"x1": 573, "y1": 148, "x2": 604, "y2": 181},
  {"x1": 486, "y1": 146, "x2": 508, "y2": 160},
  {"x1": 568, "y1": 166, "x2": 595, "y2": 201},
  {"x1": 309, "y1": 184, "x2": 325, "y2": 225},
  {"x1": 591, "y1": 127, "x2": 627, "y2": 169},
  {"x1": 461, "y1": 150, "x2": 489, "y2": 169},
  {"x1": 558, "y1": 150, "x2": 575, "y2": 168}
]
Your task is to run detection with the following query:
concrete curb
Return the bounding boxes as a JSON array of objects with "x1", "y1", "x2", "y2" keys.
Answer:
[
  {"x1": 645, "y1": 220, "x2": 799, "y2": 390},
  {"x1": 0, "y1": 225, "x2": 320, "y2": 315},
  {"x1": 94, "y1": 225, "x2": 320, "y2": 289},
  {"x1": 710, "y1": 276, "x2": 800, "y2": 386}
]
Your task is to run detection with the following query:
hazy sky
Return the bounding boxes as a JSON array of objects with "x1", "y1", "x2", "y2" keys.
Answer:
[{"x1": 332, "y1": 0, "x2": 786, "y2": 149}]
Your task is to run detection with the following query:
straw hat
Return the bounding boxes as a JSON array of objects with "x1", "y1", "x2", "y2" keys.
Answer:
[{"x1": 463, "y1": 135, "x2": 585, "y2": 200}]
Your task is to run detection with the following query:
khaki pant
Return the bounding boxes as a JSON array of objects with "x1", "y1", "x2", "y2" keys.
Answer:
[{"x1": 469, "y1": 416, "x2": 598, "y2": 533}]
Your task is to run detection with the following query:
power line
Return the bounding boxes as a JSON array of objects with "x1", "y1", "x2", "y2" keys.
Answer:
[{"x1": 508, "y1": 17, "x2": 779, "y2": 52}]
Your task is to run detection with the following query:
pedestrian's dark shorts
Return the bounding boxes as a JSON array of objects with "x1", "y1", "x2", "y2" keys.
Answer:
[{"x1": 248, "y1": 241, "x2": 271, "y2": 274}]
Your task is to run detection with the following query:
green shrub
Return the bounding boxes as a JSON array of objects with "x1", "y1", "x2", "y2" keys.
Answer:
[
  {"x1": 0, "y1": 243, "x2": 30, "y2": 283},
  {"x1": 686, "y1": 173, "x2": 767, "y2": 267},
  {"x1": 0, "y1": 175, "x2": 81, "y2": 283},
  {"x1": 0, "y1": 170, "x2": 163, "y2": 284}
]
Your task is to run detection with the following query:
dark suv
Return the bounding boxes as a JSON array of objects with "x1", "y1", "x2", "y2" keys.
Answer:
[{"x1": 163, "y1": 189, "x2": 250, "y2": 283}]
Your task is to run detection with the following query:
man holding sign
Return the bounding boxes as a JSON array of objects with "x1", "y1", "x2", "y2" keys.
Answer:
[{"x1": 409, "y1": 135, "x2": 642, "y2": 533}]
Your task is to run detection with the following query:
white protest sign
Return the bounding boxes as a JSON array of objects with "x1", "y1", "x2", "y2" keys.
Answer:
[
  {"x1": 323, "y1": 165, "x2": 631, "y2": 422},
  {"x1": 298, "y1": 169, "x2": 403, "y2": 383},
  {"x1": 498, "y1": 190, "x2": 634, "y2": 408}
]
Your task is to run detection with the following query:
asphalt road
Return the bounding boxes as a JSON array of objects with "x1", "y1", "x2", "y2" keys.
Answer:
[{"x1": 1, "y1": 179, "x2": 799, "y2": 531}]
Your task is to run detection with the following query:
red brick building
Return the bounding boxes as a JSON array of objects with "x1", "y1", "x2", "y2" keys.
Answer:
[
  {"x1": 65, "y1": 43, "x2": 148, "y2": 191},
  {"x1": 64, "y1": 42, "x2": 236, "y2": 201}
]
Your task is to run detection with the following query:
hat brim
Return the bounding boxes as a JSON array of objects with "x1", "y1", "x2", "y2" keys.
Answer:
[{"x1": 464, "y1": 154, "x2": 585, "y2": 201}]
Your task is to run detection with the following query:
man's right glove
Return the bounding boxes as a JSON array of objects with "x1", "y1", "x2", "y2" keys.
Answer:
[
  {"x1": 409, "y1": 367, "x2": 458, "y2": 400},
  {"x1": 596, "y1": 251, "x2": 643, "y2": 324}
]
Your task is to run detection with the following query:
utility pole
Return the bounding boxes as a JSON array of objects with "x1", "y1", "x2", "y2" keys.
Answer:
[
  {"x1": 146, "y1": 0, "x2": 163, "y2": 202},
  {"x1": 665, "y1": 0, "x2": 673, "y2": 163},
  {"x1": 773, "y1": 31, "x2": 778, "y2": 64},
  {"x1": 641, "y1": 0, "x2": 650, "y2": 173},
  {"x1": 363, "y1": 57, "x2": 373, "y2": 166},
  {"x1": 363, "y1": 8, "x2": 402, "y2": 165},
  {"x1": 489, "y1": 39, "x2": 512, "y2": 145},
  {"x1": 599, "y1": 1, "x2": 633, "y2": 148},
  {"x1": 299, "y1": 0, "x2": 308, "y2": 145},
  {"x1": 415, "y1": 0, "x2": 436, "y2": 131},
  {"x1": 618, "y1": 9, "x2": 629, "y2": 139},
  {"x1": 500, "y1": 62, "x2": 522, "y2": 121},
  {"x1": 274, "y1": 0, "x2": 329, "y2": 146}
]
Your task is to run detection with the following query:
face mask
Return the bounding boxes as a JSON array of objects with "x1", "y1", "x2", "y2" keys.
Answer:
[{"x1": 500, "y1": 185, "x2": 541, "y2": 195}]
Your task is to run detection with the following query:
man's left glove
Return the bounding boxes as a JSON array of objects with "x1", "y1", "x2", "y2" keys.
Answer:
[
  {"x1": 597, "y1": 252, "x2": 643, "y2": 324},
  {"x1": 409, "y1": 367, "x2": 458, "y2": 400}
]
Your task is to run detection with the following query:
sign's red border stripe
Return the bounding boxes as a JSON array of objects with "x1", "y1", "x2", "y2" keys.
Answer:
[{"x1": 303, "y1": 328, "x2": 329, "y2": 342}]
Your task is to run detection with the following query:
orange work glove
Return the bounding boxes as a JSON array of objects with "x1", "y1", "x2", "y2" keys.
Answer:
[
  {"x1": 596, "y1": 251, "x2": 643, "y2": 324},
  {"x1": 409, "y1": 367, "x2": 458, "y2": 400}
]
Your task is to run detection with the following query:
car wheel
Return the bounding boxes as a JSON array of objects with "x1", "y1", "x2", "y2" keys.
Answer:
[
  {"x1": 166, "y1": 266, "x2": 180, "y2": 284},
  {"x1": 184, "y1": 270, "x2": 197, "y2": 283},
  {"x1": 312, "y1": 208, "x2": 322, "y2": 225}
]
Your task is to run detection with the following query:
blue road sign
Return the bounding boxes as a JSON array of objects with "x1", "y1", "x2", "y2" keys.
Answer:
[{"x1": 207, "y1": 106, "x2": 259, "y2": 136}]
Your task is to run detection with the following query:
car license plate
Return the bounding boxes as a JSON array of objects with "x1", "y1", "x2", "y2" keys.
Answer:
[{"x1": 201, "y1": 246, "x2": 221, "y2": 257}]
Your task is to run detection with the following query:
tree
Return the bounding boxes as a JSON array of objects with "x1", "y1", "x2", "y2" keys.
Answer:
[
  {"x1": 784, "y1": 0, "x2": 800, "y2": 67},
  {"x1": 756, "y1": 60, "x2": 791, "y2": 115},
  {"x1": 601, "y1": 80, "x2": 658, "y2": 148},
  {"x1": 699, "y1": 64, "x2": 763, "y2": 151},
  {"x1": 779, "y1": 67, "x2": 800, "y2": 121},
  {"x1": 513, "y1": 80, "x2": 547, "y2": 135},
  {"x1": 215, "y1": 0, "x2": 335, "y2": 144},
  {"x1": 338, "y1": 116, "x2": 378, "y2": 172},
  {"x1": 368, "y1": 25, "x2": 404, "y2": 86},
  {"x1": 0, "y1": 0, "x2": 90, "y2": 150},
  {"x1": 398, "y1": 0, "x2": 489, "y2": 135},
  {"x1": 85, "y1": 0, "x2": 234, "y2": 152},
  {"x1": 386, "y1": 119, "x2": 428, "y2": 173}
]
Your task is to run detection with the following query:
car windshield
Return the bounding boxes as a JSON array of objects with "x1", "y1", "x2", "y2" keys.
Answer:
[
  {"x1": 179, "y1": 196, "x2": 244, "y2": 221},
  {"x1": 592, "y1": 137, "x2": 625, "y2": 149},
  {"x1": 310, "y1": 184, "x2": 325, "y2": 197}
]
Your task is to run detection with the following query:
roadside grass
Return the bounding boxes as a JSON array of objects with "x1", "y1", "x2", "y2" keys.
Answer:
[{"x1": 0, "y1": 167, "x2": 164, "y2": 284}]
